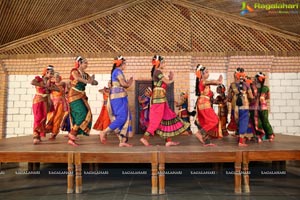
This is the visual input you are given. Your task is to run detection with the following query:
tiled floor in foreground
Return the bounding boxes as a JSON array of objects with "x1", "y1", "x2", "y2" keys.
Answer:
[{"x1": 0, "y1": 162, "x2": 299, "y2": 200}]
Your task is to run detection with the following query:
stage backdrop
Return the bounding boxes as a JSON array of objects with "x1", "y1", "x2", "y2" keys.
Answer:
[{"x1": 1, "y1": 55, "x2": 300, "y2": 138}]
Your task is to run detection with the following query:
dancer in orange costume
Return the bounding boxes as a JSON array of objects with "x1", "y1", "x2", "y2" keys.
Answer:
[
  {"x1": 93, "y1": 81, "x2": 111, "y2": 134},
  {"x1": 46, "y1": 72, "x2": 69, "y2": 140}
]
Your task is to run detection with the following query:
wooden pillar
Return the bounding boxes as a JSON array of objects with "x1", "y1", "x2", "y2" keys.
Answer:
[
  {"x1": 242, "y1": 152, "x2": 250, "y2": 193},
  {"x1": 158, "y1": 152, "x2": 165, "y2": 195},
  {"x1": 151, "y1": 152, "x2": 158, "y2": 195},
  {"x1": 234, "y1": 152, "x2": 242, "y2": 194},
  {"x1": 67, "y1": 152, "x2": 74, "y2": 194},
  {"x1": 75, "y1": 153, "x2": 82, "y2": 193},
  {"x1": 28, "y1": 162, "x2": 40, "y2": 171},
  {"x1": 33, "y1": 162, "x2": 40, "y2": 171},
  {"x1": 28, "y1": 162, "x2": 33, "y2": 171}
]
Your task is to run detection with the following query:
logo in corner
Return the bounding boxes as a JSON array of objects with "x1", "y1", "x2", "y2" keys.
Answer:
[{"x1": 240, "y1": 2, "x2": 254, "y2": 16}]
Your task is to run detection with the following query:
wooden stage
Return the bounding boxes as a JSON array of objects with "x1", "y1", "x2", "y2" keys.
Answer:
[{"x1": 0, "y1": 134, "x2": 300, "y2": 195}]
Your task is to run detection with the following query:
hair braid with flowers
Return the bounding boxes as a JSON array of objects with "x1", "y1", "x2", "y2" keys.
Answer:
[
  {"x1": 217, "y1": 84, "x2": 226, "y2": 93},
  {"x1": 235, "y1": 67, "x2": 246, "y2": 106},
  {"x1": 42, "y1": 65, "x2": 54, "y2": 77},
  {"x1": 255, "y1": 72, "x2": 266, "y2": 93},
  {"x1": 75, "y1": 56, "x2": 84, "y2": 68},
  {"x1": 195, "y1": 64, "x2": 206, "y2": 96},
  {"x1": 111, "y1": 55, "x2": 126, "y2": 82},
  {"x1": 151, "y1": 55, "x2": 164, "y2": 89}
]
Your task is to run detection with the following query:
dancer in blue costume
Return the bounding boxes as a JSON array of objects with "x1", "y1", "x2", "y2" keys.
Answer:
[{"x1": 100, "y1": 55, "x2": 134, "y2": 147}]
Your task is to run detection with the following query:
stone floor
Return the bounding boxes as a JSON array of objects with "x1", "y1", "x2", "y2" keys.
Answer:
[{"x1": 0, "y1": 162, "x2": 299, "y2": 200}]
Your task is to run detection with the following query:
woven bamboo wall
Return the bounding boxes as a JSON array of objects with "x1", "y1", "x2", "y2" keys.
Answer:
[
  {"x1": 191, "y1": 11, "x2": 300, "y2": 52},
  {"x1": 0, "y1": 0, "x2": 134, "y2": 45},
  {"x1": 1, "y1": 0, "x2": 299, "y2": 56},
  {"x1": 1, "y1": 0, "x2": 299, "y2": 46},
  {"x1": 185, "y1": 0, "x2": 300, "y2": 35}
]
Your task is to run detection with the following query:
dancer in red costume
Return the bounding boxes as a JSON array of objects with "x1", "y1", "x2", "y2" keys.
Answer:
[
  {"x1": 194, "y1": 65, "x2": 223, "y2": 146},
  {"x1": 31, "y1": 65, "x2": 58, "y2": 144}
]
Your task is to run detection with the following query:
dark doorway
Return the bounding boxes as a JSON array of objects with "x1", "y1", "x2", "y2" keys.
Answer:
[{"x1": 135, "y1": 80, "x2": 174, "y2": 134}]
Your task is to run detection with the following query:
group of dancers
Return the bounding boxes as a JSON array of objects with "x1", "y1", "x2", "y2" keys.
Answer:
[
  {"x1": 31, "y1": 55, "x2": 274, "y2": 147},
  {"x1": 191, "y1": 65, "x2": 274, "y2": 146}
]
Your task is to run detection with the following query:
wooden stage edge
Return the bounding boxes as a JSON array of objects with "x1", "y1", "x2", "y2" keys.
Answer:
[{"x1": 0, "y1": 134, "x2": 300, "y2": 195}]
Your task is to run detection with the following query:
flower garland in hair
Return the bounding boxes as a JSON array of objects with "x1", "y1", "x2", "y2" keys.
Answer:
[
  {"x1": 217, "y1": 84, "x2": 226, "y2": 93},
  {"x1": 146, "y1": 87, "x2": 152, "y2": 96},
  {"x1": 196, "y1": 64, "x2": 206, "y2": 79},
  {"x1": 42, "y1": 65, "x2": 54, "y2": 76},
  {"x1": 47, "y1": 65, "x2": 54, "y2": 71},
  {"x1": 152, "y1": 55, "x2": 162, "y2": 68},
  {"x1": 114, "y1": 55, "x2": 124, "y2": 67},
  {"x1": 75, "y1": 56, "x2": 83, "y2": 68},
  {"x1": 42, "y1": 68, "x2": 47, "y2": 76},
  {"x1": 256, "y1": 72, "x2": 266, "y2": 83},
  {"x1": 235, "y1": 67, "x2": 246, "y2": 80},
  {"x1": 235, "y1": 67, "x2": 246, "y2": 93}
]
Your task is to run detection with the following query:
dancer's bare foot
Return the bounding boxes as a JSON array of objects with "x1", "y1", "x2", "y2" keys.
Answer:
[
  {"x1": 119, "y1": 143, "x2": 133, "y2": 147},
  {"x1": 65, "y1": 134, "x2": 79, "y2": 140},
  {"x1": 195, "y1": 132, "x2": 205, "y2": 145},
  {"x1": 33, "y1": 138, "x2": 41, "y2": 145},
  {"x1": 238, "y1": 143, "x2": 248, "y2": 147},
  {"x1": 203, "y1": 143, "x2": 216, "y2": 147},
  {"x1": 181, "y1": 131, "x2": 191, "y2": 136},
  {"x1": 99, "y1": 132, "x2": 107, "y2": 144},
  {"x1": 257, "y1": 138, "x2": 262, "y2": 143},
  {"x1": 165, "y1": 141, "x2": 180, "y2": 147},
  {"x1": 140, "y1": 138, "x2": 152, "y2": 147},
  {"x1": 269, "y1": 135, "x2": 275, "y2": 142},
  {"x1": 67, "y1": 133, "x2": 79, "y2": 146},
  {"x1": 223, "y1": 131, "x2": 229, "y2": 137},
  {"x1": 68, "y1": 139, "x2": 78, "y2": 147},
  {"x1": 48, "y1": 134, "x2": 56, "y2": 141}
]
